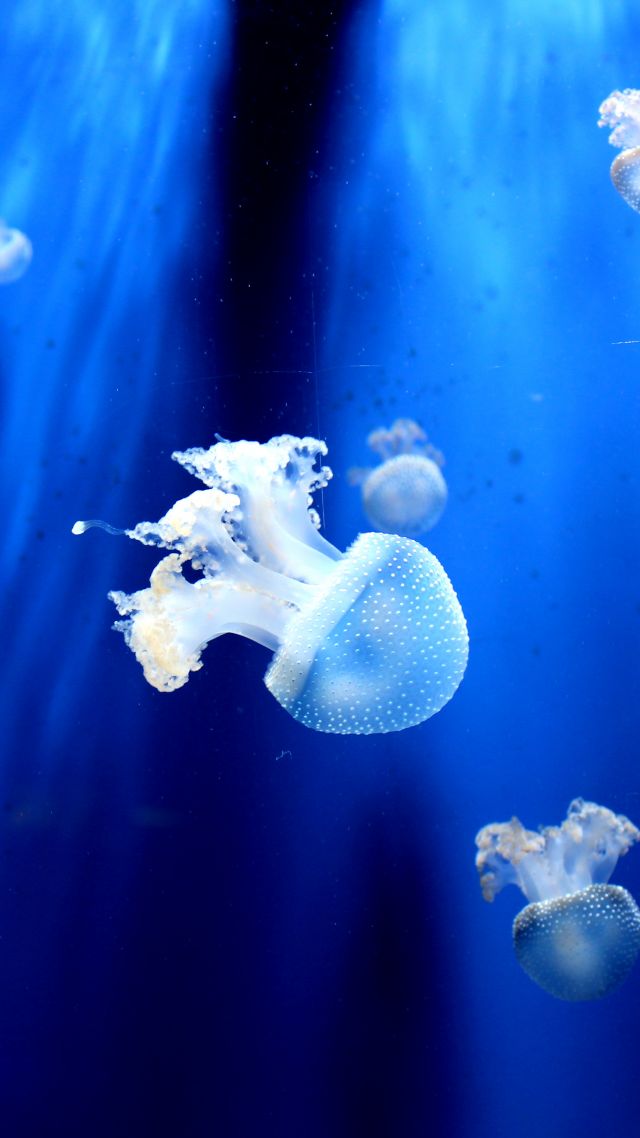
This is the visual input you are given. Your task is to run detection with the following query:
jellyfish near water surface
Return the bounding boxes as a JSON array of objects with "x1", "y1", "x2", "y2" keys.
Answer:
[
  {"x1": 74, "y1": 434, "x2": 468, "y2": 735},
  {"x1": 476, "y1": 799, "x2": 640, "y2": 1001},
  {"x1": 598, "y1": 88, "x2": 640, "y2": 213},
  {"x1": 348, "y1": 418, "x2": 447, "y2": 539}
]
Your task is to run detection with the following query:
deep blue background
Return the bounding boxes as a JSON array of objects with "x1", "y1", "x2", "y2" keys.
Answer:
[{"x1": 2, "y1": 1, "x2": 640, "y2": 1135}]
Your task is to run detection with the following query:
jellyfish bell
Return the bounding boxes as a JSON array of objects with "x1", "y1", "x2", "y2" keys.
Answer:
[
  {"x1": 348, "y1": 418, "x2": 448, "y2": 538},
  {"x1": 598, "y1": 88, "x2": 640, "y2": 213},
  {"x1": 74, "y1": 433, "x2": 468, "y2": 735},
  {"x1": 476, "y1": 799, "x2": 640, "y2": 1001},
  {"x1": 514, "y1": 883, "x2": 640, "y2": 1002},
  {"x1": 610, "y1": 149, "x2": 640, "y2": 214},
  {"x1": 361, "y1": 454, "x2": 448, "y2": 538},
  {"x1": 263, "y1": 529, "x2": 466, "y2": 732},
  {"x1": 0, "y1": 220, "x2": 32, "y2": 283}
]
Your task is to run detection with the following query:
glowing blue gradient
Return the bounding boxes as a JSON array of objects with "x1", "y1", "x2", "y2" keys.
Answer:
[
  {"x1": 323, "y1": 0, "x2": 636, "y2": 408},
  {"x1": 0, "y1": 0, "x2": 228, "y2": 768}
]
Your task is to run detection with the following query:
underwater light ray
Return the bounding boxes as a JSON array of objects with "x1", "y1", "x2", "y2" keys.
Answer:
[{"x1": 0, "y1": 0, "x2": 229, "y2": 769}]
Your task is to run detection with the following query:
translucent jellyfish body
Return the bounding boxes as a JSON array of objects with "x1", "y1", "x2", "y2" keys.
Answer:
[
  {"x1": 0, "y1": 220, "x2": 32, "y2": 283},
  {"x1": 75, "y1": 435, "x2": 468, "y2": 735},
  {"x1": 348, "y1": 418, "x2": 447, "y2": 538},
  {"x1": 598, "y1": 89, "x2": 640, "y2": 213},
  {"x1": 476, "y1": 799, "x2": 640, "y2": 1001}
]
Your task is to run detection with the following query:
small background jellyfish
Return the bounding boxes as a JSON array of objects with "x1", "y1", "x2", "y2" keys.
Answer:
[
  {"x1": 476, "y1": 799, "x2": 640, "y2": 1001},
  {"x1": 348, "y1": 418, "x2": 448, "y2": 539},
  {"x1": 598, "y1": 89, "x2": 640, "y2": 213},
  {"x1": 0, "y1": 219, "x2": 32, "y2": 283},
  {"x1": 74, "y1": 433, "x2": 469, "y2": 736}
]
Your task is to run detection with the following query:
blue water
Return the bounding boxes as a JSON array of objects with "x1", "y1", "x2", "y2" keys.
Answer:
[{"x1": 2, "y1": 0, "x2": 640, "y2": 1134}]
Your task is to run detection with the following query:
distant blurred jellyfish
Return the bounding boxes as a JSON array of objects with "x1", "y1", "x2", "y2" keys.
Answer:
[
  {"x1": 598, "y1": 89, "x2": 640, "y2": 213},
  {"x1": 73, "y1": 434, "x2": 468, "y2": 735},
  {"x1": 348, "y1": 418, "x2": 447, "y2": 538},
  {"x1": 476, "y1": 799, "x2": 640, "y2": 1001},
  {"x1": 0, "y1": 220, "x2": 32, "y2": 283}
]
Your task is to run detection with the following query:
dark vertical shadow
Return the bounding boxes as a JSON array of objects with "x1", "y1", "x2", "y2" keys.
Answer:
[
  {"x1": 213, "y1": 0, "x2": 357, "y2": 437},
  {"x1": 325, "y1": 789, "x2": 461, "y2": 1138}
]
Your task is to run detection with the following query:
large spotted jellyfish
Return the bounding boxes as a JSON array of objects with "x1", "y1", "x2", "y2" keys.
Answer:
[
  {"x1": 348, "y1": 418, "x2": 447, "y2": 538},
  {"x1": 475, "y1": 799, "x2": 640, "y2": 1001},
  {"x1": 598, "y1": 89, "x2": 640, "y2": 213},
  {"x1": 73, "y1": 434, "x2": 468, "y2": 735},
  {"x1": 0, "y1": 220, "x2": 32, "y2": 283}
]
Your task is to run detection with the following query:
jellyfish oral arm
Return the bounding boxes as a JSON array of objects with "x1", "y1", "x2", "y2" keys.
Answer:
[
  {"x1": 367, "y1": 418, "x2": 429, "y2": 460},
  {"x1": 109, "y1": 553, "x2": 306, "y2": 692},
  {"x1": 107, "y1": 474, "x2": 329, "y2": 693},
  {"x1": 599, "y1": 89, "x2": 640, "y2": 150},
  {"x1": 172, "y1": 438, "x2": 342, "y2": 582},
  {"x1": 476, "y1": 799, "x2": 640, "y2": 905},
  {"x1": 475, "y1": 819, "x2": 547, "y2": 902}
]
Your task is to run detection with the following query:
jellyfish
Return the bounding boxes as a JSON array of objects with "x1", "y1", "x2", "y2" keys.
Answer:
[
  {"x1": 598, "y1": 89, "x2": 640, "y2": 213},
  {"x1": 348, "y1": 418, "x2": 447, "y2": 538},
  {"x1": 73, "y1": 434, "x2": 468, "y2": 735},
  {"x1": 0, "y1": 220, "x2": 32, "y2": 283},
  {"x1": 475, "y1": 799, "x2": 640, "y2": 1001}
]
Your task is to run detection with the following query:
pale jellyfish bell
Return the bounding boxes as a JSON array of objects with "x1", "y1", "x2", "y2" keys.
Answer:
[
  {"x1": 73, "y1": 434, "x2": 469, "y2": 735},
  {"x1": 348, "y1": 418, "x2": 447, "y2": 539},
  {"x1": 0, "y1": 219, "x2": 32, "y2": 283},
  {"x1": 476, "y1": 799, "x2": 640, "y2": 1001},
  {"x1": 598, "y1": 88, "x2": 640, "y2": 213}
]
